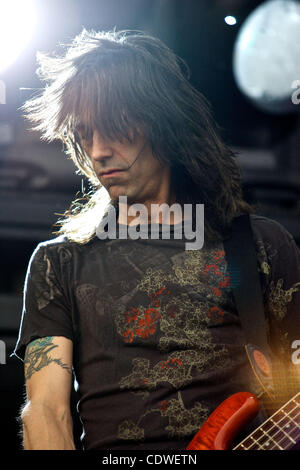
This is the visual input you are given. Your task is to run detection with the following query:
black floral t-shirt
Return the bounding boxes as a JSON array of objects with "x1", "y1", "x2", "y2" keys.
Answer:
[{"x1": 13, "y1": 214, "x2": 300, "y2": 450}]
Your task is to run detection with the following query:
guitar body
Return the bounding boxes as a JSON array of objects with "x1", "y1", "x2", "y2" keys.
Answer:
[{"x1": 186, "y1": 392, "x2": 261, "y2": 450}]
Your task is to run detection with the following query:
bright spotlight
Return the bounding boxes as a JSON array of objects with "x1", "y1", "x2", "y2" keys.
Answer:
[
  {"x1": 225, "y1": 16, "x2": 237, "y2": 26},
  {"x1": 233, "y1": 0, "x2": 300, "y2": 114},
  {"x1": 0, "y1": 0, "x2": 36, "y2": 74}
]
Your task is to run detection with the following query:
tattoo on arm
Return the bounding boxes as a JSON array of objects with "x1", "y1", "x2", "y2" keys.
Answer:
[{"x1": 24, "y1": 336, "x2": 72, "y2": 380}]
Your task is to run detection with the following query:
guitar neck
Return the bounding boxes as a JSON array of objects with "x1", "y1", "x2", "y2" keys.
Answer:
[{"x1": 233, "y1": 392, "x2": 300, "y2": 450}]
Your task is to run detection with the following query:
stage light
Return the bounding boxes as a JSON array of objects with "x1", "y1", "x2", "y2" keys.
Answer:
[
  {"x1": 233, "y1": 0, "x2": 300, "y2": 114},
  {"x1": 0, "y1": 0, "x2": 36, "y2": 74},
  {"x1": 225, "y1": 16, "x2": 237, "y2": 26}
]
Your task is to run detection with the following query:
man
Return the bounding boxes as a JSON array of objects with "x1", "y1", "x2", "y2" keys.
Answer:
[{"x1": 13, "y1": 29, "x2": 300, "y2": 450}]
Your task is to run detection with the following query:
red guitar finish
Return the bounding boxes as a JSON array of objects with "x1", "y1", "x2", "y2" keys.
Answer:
[{"x1": 186, "y1": 392, "x2": 261, "y2": 450}]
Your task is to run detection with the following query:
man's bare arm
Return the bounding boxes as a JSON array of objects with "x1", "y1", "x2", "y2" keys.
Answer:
[{"x1": 21, "y1": 336, "x2": 76, "y2": 450}]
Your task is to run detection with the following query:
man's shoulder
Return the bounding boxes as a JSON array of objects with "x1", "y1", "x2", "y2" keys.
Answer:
[
  {"x1": 249, "y1": 213, "x2": 294, "y2": 247},
  {"x1": 35, "y1": 233, "x2": 100, "y2": 261}
]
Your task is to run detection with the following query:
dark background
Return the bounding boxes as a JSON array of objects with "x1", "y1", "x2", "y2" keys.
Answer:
[{"x1": 1, "y1": 0, "x2": 300, "y2": 450}]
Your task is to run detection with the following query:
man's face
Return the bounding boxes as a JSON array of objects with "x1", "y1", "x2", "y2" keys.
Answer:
[{"x1": 81, "y1": 130, "x2": 172, "y2": 207}]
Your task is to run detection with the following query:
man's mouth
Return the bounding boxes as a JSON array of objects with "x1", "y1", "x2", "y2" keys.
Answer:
[{"x1": 100, "y1": 169, "x2": 126, "y2": 177}]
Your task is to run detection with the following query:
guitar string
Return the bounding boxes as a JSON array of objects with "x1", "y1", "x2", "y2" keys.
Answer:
[
  {"x1": 248, "y1": 398, "x2": 300, "y2": 447},
  {"x1": 239, "y1": 408, "x2": 300, "y2": 450},
  {"x1": 253, "y1": 408, "x2": 300, "y2": 450},
  {"x1": 234, "y1": 394, "x2": 300, "y2": 450},
  {"x1": 238, "y1": 407, "x2": 300, "y2": 450}
]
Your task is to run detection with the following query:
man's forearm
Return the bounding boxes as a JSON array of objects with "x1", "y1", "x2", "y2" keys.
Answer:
[{"x1": 21, "y1": 401, "x2": 76, "y2": 450}]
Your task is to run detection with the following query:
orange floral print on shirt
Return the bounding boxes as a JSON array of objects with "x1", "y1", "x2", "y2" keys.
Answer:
[{"x1": 121, "y1": 287, "x2": 170, "y2": 343}]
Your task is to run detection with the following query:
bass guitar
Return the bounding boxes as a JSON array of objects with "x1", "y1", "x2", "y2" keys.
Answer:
[{"x1": 186, "y1": 391, "x2": 300, "y2": 450}]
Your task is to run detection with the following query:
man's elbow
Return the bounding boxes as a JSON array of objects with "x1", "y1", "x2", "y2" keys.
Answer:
[
  {"x1": 21, "y1": 399, "x2": 71, "y2": 422},
  {"x1": 20, "y1": 400, "x2": 76, "y2": 450}
]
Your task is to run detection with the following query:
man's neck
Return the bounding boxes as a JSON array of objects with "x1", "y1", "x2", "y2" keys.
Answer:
[{"x1": 117, "y1": 196, "x2": 184, "y2": 226}]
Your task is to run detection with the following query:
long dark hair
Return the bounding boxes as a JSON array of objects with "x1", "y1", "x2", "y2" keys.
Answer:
[{"x1": 23, "y1": 28, "x2": 254, "y2": 244}]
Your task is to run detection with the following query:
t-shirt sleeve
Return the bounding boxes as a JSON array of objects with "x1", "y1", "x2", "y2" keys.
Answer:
[
  {"x1": 261, "y1": 221, "x2": 300, "y2": 398},
  {"x1": 265, "y1": 228, "x2": 300, "y2": 346},
  {"x1": 12, "y1": 242, "x2": 74, "y2": 362}
]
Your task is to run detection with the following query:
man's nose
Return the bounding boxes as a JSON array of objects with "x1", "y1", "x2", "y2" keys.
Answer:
[{"x1": 87, "y1": 131, "x2": 113, "y2": 162}]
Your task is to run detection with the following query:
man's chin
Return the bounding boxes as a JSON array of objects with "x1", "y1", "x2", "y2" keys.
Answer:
[
  {"x1": 109, "y1": 189, "x2": 138, "y2": 203},
  {"x1": 109, "y1": 191, "x2": 131, "y2": 205}
]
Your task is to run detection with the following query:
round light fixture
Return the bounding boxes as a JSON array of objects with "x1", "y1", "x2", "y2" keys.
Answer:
[{"x1": 233, "y1": 0, "x2": 300, "y2": 114}]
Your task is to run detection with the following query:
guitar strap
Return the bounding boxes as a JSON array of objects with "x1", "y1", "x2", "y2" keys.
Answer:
[{"x1": 223, "y1": 213, "x2": 276, "y2": 401}]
